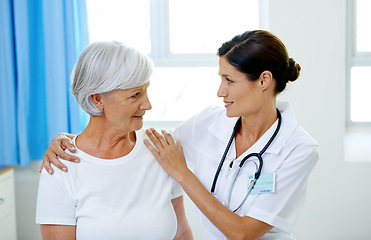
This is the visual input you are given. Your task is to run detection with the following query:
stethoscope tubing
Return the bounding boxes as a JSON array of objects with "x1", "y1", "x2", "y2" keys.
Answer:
[
  {"x1": 211, "y1": 108, "x2": 282, "y2": 212},
  {"x1": 210, "y1": 117, "x2": 241, "y2": 194}
]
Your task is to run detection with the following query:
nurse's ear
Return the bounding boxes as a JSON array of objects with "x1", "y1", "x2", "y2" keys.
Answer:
[
  {"x1": 90, "y1": 94, "x2": 104, "y2": 111},
  {"x1": 259, "y1": 70, "x2": 274, "y2": 92}
]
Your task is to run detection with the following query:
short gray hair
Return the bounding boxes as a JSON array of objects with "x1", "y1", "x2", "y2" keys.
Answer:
[{"x1": 71, "y1": 41, "x2": 153, "y2": 116}]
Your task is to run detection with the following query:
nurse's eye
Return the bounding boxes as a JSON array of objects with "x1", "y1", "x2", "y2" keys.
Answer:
[{"x1": 226, "y1": 78, "x2": 233, "y2": 84}]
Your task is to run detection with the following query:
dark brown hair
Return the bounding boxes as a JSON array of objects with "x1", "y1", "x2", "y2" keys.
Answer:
[{"x1": 217, "y1": 30, "x2": 301, "y2": 93}]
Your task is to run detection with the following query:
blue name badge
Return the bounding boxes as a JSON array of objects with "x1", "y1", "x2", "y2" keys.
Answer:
[{"x1": 248, "y1": 173, "x2": 275, "y2": 194}]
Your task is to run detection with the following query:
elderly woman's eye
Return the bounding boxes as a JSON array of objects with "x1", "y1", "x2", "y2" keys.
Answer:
[{"x1": 131, "y1": 92, "x2": 140, "y2": 98}]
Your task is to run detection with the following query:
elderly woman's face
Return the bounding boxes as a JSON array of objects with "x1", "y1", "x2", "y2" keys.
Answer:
[{"x1": 100, "y1": 82, "x2": 151, "y2": 132}]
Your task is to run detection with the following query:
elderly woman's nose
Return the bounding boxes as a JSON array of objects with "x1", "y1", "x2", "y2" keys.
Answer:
[{"x1": 141, "y1": 95, "x2": 152, "y2": 110}]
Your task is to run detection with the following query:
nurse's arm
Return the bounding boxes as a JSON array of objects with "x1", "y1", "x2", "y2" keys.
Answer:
[
  {"x1": 177, "y1": 168, "x2": 272, "y2": 240},
  {"x1": 40, "y1": 224, "x2": 76, "y2": 240},
  {"x1": 39, "y1": 133, "x2": 79, "y2": 175},
  {"x1": 145, "y1": 129, "x2": 273, "y2": 240},
  {"x1": 172, "y1": 196, "x2": 194, "y2": 240}
]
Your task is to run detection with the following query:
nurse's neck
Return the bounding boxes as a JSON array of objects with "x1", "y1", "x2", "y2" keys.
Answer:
[{"x1": 235, "y1": 106, "x2": 278, "y2": 158}]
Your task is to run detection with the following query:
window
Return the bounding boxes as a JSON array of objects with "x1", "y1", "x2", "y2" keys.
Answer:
[
  {"x1": 347, "y1": 0, "x2": 371, "y2": 125},
  {"x1": 86, "y1": 0, "x2": 264, "y2": 121},
  {"x1": 345, "y1": 0, "x2": 371, "y2": 163}
]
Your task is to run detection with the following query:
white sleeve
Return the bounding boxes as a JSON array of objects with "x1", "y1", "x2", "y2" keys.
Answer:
[
  {"x1": 172, "y1": 106, "x2": 218, "y2": 168},
  {"x1": 246, "y1": 144, "x2": 319, "y2": 233},
  {"x1": 36, "y1": 168, "x2": 76, "y2": 225},
  {"x1": 171, "y1": 180, "x2": 184, "y2": 199},
  {"x1": 171, "y1": 116, "x2": 198, "y2": 168}
]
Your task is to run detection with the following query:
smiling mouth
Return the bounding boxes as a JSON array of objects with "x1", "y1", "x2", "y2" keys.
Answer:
[
  {"x1": 133, "y1": 113, "x2": 145, "y2": 119},
  {"x1": 224, "y1": 102, "x2": 233, "y2": 108}
]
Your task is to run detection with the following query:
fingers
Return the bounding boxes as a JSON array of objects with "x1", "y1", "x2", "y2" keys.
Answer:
[
  {"x1": 145, "y1": 129, "x2": 178, "y2": 159},
  {"x1": 41, "y1": 140, "x2": 80, "y2": 175},
  {"x1": 50, "y1": 134, "x2": 79, "y2": 162},
  {"x1": 41, "y1": 155, "x2": 55, "y2": 174},
  {"x1": 61, "y1": 138, "x2": 77, "y2": 153},
  {"x1": 39, "y1": 133, "x2": 79, "y2": 175},
  {"x1": 59, "y1": 150, "x2": 80, "y2": 163},
  {"x1": 38, "y1": 163, "x2": 44, "y2": 173},
  {"x1": 161, "y1": 130, "x2": 176, "y2": 146},
  {"x1": 143, "y1": 139, "x2": 161, "y2": 158},
  {"x1": 51, "y1": 140, "x2": 80, "y2": 162},
  {"x1": 145, "y1": 128, "x2": 165, "y2": 149},
  {"x1": 43, "y1": 149, "x2": 70, "y2": 174},
  {"x1": 176, "y1": 140, "x2": 184, "y2": 152},
  {"x1": 146, "y1": 128, "x2": 175, "y2": 145},
  {"x1": 151, "y1": 128, "x2": 169, "y2": 146}
]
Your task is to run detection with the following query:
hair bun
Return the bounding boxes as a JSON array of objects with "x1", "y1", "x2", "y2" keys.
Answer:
[{"x1": 287, "y1": 58, "x2": 301, "y2": 82}]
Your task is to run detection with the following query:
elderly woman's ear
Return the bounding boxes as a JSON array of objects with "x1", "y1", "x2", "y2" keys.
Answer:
[{"x1": 91, "y1": 94, "x2": 104, "y2": 111}]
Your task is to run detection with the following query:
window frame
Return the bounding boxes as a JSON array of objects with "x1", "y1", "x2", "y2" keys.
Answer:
[
  {"x1": 148, "y1": 0, "x2": 268, "y2": 68},
  {"x1": 149, "y1": 0, "x2": 219, "y2": 67},
  {"x1": 346, "y1": 0, "x2": 371, "y2": 127}
]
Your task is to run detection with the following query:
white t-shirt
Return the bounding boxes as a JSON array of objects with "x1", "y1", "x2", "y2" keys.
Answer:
[
  {"x1": 36, "y1": 129, "x2": 183, "y2": 240},
  {"x1": 173, "y1": 101, "x2": 319, "y2": 240}
]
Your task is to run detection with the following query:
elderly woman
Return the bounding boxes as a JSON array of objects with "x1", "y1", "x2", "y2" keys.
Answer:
[{"x1": 36, "y1": 42, "x2": 192, "y2": 240}]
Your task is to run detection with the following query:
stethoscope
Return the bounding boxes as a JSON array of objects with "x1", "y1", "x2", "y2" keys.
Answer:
[{"x1": 210, "y1": 108, "x2": 282, "y2": 213}]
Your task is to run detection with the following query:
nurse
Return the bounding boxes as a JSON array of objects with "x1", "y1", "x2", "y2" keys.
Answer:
[{"x1": 41, "y1": 30, "x2": 319, "y2": 239}]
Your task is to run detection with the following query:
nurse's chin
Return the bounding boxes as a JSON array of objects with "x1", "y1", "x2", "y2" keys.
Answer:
[{"x1": 225, "y1": 111, "x2": 239, "y2": 118}]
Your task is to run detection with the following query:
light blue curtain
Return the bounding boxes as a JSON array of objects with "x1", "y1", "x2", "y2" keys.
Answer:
[{"x1": 0, "y1": 0, "x2": 89, "y2": 166}]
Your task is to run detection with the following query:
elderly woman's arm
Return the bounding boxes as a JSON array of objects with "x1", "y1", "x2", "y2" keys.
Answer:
[
  {"x1": 171, "y1": 196, "x2": 193, "y2": 240},
  {"x1": 39, "y1": 133, "x2": 78, "y2": 174},
  {"x1": 40, "y1": 225, "x2": 76, "y2": 240}
]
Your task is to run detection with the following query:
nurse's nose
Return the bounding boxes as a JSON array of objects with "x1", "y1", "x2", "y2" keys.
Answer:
[{"x1": 217, "y1": 81, "x2": 227, "y2": 98}]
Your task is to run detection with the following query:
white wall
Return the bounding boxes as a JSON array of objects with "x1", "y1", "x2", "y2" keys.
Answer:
[
  {"x1": 269, "y1": 0, "x2": 371, "y2": 239},
  {"x1": 13, "y1": 0, "x2": 371, "y2": 239}
]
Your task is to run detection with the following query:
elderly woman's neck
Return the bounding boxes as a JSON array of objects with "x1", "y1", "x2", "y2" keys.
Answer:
[{"x1": 75, "y1": 119, "x2": 136, "y2": 159}]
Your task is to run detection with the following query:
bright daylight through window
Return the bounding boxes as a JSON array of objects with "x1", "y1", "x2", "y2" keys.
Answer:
[
  {"x1": 86, "y1": 0, "x2": 260, "y2": 121},
  {"x1": 348, "y1": 0, "x2": 371, "y2": 124}
]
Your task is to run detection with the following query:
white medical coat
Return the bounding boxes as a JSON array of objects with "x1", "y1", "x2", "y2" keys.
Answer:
[{"x1": 173, "y1": 101, "x2": 319, "y2": 240}]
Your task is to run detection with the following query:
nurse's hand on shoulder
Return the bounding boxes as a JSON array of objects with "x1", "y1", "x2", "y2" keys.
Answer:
[
  {"x1": 39, "y1": 133, "x2": 79, "y2": 175},
  {"x1": 144, "y1": 129, "x2": 190, "y2": 181}
]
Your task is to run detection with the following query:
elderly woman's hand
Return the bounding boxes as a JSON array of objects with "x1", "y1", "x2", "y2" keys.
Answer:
[
  {"x1": 144, "y1": 129, "x2": 190, "y2": 181},
  {"x1": 39, "y1": 133, "x2": 79, "y2": 174}
]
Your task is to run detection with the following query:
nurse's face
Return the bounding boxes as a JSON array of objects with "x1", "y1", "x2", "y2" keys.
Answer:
[
  {"x1": 217, "y1": 56, "x2": 264, "y2": 118},
  {"x1": 99, "y1": 82, "x2": 152, "y2": 132}
]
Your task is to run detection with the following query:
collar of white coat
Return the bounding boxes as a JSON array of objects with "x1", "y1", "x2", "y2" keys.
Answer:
[{"x1": 207, "y1": 101, "x2": 297, "y2": 155}]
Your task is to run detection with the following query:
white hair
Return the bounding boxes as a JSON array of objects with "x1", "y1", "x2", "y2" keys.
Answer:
[{"x1": 71, "y1": 41, "x2": 153, "y2": 116}]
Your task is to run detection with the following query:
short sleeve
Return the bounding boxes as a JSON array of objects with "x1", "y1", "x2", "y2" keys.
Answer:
[
  {"x1": 171, "y1": 117, "x2": 198, "y2": 168},
  {"x1": 172, "y1": 106, "x2": 221, "y2": 168},
  {"x1": 246, "y1": 144, "x2": 319, "y2": 232},
  {"x1": 36, "y1": 168, "x2": 76, "y2": 225},
  {"x1": 171, "y1": 179, "x2": 184, "y2": 199}
]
